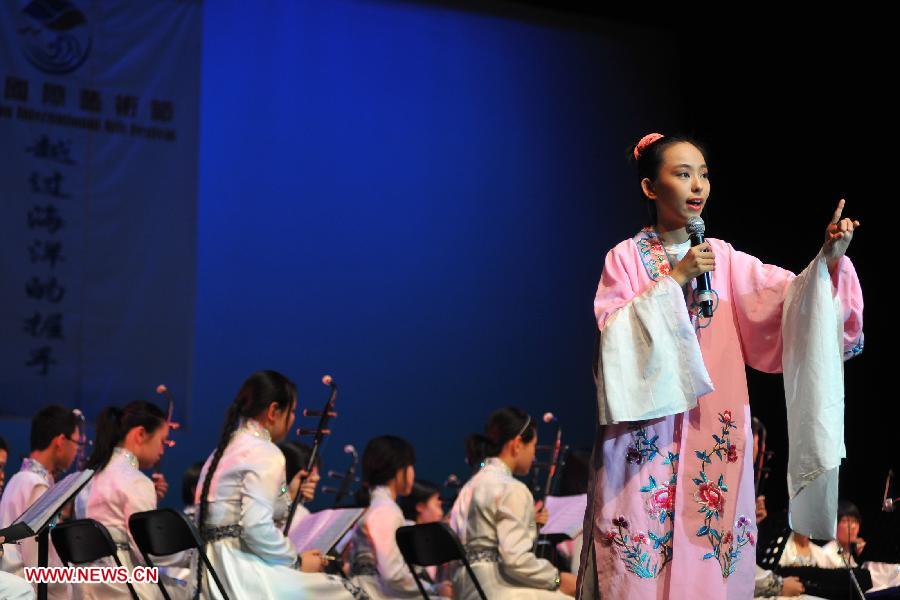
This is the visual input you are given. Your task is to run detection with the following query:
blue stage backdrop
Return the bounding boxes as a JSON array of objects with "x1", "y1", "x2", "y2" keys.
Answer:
[
  {"x1": 189, "y1": 0, "x2": 685, "y2": 505},
  {"x1": 2, "y1": 0, "x2": 686, "y2": 509}
]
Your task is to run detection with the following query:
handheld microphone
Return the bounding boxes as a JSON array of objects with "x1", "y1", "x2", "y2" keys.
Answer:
[{"x1": 686, "y1": 216, "x2": 714, "y2": 318}]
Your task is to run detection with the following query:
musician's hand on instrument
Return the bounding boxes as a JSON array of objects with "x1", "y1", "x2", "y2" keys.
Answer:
[
  {"x1": 755, "y1": 495, "x2": 767, "y2": 524},
  {"x1": 298, "y1": 469, "x2": 320, "y2": 502},
  {"x1": 559, "y1": 572, "x2": 577, "y2": 596},
  {"x1": 534, "y1": 500, "x2": 549, "y2": 527},
  {"x1": 300, "y1": 550, "x2": 326, "y2": 573},
  {"x1": 151, "y1": 473, "x2": 169, "y2": 500},
  {"x1": 435, "y1": 581, "x2": 453, "y2": 597},
  {"x1": 780, "y1": 576, "x2": 804, "y2": 596}
]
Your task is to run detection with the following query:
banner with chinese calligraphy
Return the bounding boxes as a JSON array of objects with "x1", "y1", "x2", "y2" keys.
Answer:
[{"x1": 0, "y1": 1, "x2": 201, "y2": 420}]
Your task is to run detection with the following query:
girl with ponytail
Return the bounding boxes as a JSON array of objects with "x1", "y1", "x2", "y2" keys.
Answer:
[
  {"x1": 347, "y1": 435, "x2": 452, "y2": 599},
  {"x1": 76, "y1": 400, "x2": 178, "y2": 599},
  {"x1": 194, "y1": 370, "x2": 368, "y2": 600},
  {"x1": 449, "y1": 407, "x2": 576, "y2": 598}
]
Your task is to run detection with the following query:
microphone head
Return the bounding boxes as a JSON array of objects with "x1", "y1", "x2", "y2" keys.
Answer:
[
  {"x1": 543, "y1": 412, "x2": 555, "y2": 424},
  {"x1": 343, "y1": 444, "x2": 355, "y2": 454},
  {"x1": 686, "y1": 216, "x2": 705, "y2": 236},
  {"x1": 322, "y1": 374, "x2": 333, "y2": 386},
  {"x1": 72, "y1": 408, "x2": 83, "y2": 418},
  {"x1": 156, "y1": 384, "x2": 168, "y2": 395}
]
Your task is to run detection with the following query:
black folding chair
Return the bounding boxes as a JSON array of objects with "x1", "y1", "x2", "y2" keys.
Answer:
[
  {"x1": 129, "y1": 508, "x2": 230, "y2": 600},
  {"x1": 50, "y1": 518, "x2": 140, "y2": 600},
  {"x1": 396, "y1": 522, "x2": 487, "y2": 600}
]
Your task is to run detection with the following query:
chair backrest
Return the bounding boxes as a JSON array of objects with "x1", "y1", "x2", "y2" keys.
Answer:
[
  {"x1": 51, "y1": 519, "x2": 121, "y2": 565},
  {"x1": 128, "y1": 508, "x2": 201, "y2": 556},
  {"x1": 129, "y1": 508, "x2": 232, "y2": 600},
  {"x1": 396, "y1": 522, "x2": 488, "y2": 600},
  {"x1": 395, "y1": 522, "x2": 466, "y2": 567}
]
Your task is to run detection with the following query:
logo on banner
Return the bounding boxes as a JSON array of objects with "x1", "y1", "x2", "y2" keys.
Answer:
[{"x1": 17, "y1": 0, "x2": 92, "y2": 75}]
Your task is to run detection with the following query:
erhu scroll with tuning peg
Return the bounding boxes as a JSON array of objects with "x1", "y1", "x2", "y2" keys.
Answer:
[
  {"x1": 531, "y1": 412, "x2": 565, "y2": 500},
  {"x1": 321, "y1": 444, "x2": 359, "y2": 507},
  {"x1": 284, "y1": 374, "x2": 338, "y2": 534},
  {"x1": 154, "y1": 385, "x2": 180, "y2": 468}
]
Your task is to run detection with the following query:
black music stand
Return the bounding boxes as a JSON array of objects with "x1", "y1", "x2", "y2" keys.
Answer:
[{"x1": 0, "y1": 469, "x2": 94, "y2": 600}]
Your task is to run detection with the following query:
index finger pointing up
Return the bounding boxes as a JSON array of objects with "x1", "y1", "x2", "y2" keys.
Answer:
[{"x1": 831, "y1": 199, "x2": 846, "y2": 224}]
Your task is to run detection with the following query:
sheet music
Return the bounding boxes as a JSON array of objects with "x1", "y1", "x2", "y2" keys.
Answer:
[
  {"x1": 289, "y1": 507, "x2": 365, "y2": 554},
  {"x1": 10, "y1": 470, "x2": 94, "y2": 534},
  {"x1": 540, "y1": 494, "x2": 587, "y2": 539},
  {"x1": 334, "y1": 526, "x2": 354, "y2": 554}
]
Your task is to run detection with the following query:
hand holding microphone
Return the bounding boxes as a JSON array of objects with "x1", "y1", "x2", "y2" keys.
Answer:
[{"x1": 670, "y1": 242, "x2": 715, "y2": 287}]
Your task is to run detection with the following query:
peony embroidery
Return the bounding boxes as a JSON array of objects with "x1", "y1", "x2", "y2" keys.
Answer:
[
  {"x1": 691, "y1": 410, "x2": 755, "y2": 578},
  {"x1": 608, "y1": 424, "x2": 677, "y2": 579}
]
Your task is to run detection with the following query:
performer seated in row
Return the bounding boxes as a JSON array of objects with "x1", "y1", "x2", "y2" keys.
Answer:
[
  {"x1": 579, "y1": 132, "x2": 863, "y2": 600},
  {"x1": 398, "y1": 480, "x2": 447, "y2": 587},
  {"x1": 180, "y1": 461, "x2": 203, "y2": 521},
  {"x1": 821, "y1": 500, "x2": 864, "y2": 568},
  {"x1": 0, "y1": 405, "x2": 81, "y2": 600},
  {"x1": 76, "y1": 400, "x2": 181, "y2": 600},
  {"x1": 450, "y1": 407, "x2": 576, "y2": 598},
  {"x1": 195, "y1": 370, "x2": 368, "y2": 600},
  {"x1": 348, "y1": 435, "x2": 451, "y2": 599},
  {"x1": 397, "y1": 480, "x2": 444, "y2": 527}
]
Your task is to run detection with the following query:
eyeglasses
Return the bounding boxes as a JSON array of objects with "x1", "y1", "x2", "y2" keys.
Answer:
[{"x1": 66, "y1": 436, "x2": 87, "y2": 448}]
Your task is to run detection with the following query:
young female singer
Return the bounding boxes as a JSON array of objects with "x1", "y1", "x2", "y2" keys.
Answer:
[{"x1": 580, "y1": 132, "x2": 863, "y2": 599}]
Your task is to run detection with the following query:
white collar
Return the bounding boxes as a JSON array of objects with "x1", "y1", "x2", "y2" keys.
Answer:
[
  {"x1": 113, "y1": 446, "x2": 139, "y2": 470},
  {"x1": 485, "y1": 457, "x2": 512, "y2": 477},
  {"x1": 238, "y1": 418, "x2": 272, "y2": 442}
]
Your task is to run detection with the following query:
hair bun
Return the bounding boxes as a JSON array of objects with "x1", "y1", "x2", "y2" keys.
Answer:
[{"x1": 634, "y1": 132, "x2": 665, "y2": 160}]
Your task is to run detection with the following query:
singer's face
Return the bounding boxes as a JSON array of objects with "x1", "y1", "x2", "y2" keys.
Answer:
[{"x1": 646, "y1": 142, "x2": 710, "y2": 229}]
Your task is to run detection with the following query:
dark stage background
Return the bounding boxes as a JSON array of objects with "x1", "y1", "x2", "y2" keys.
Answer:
[{"x1": 0, "y1": 0, "x2": 889, "y2": 550}]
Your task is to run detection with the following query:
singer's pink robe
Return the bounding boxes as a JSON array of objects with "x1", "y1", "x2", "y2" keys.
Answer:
[{"x1": 576, "y1": 228, "x2": 864, "y2": 600}]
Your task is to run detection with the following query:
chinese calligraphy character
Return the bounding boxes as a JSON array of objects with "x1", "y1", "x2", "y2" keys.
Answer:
[
  {"x1": 150, "y1": 99, "x2": 174, "y2": 122},
  {"x1": 27, "y1": 205, "x2": 65, "y2": 233},
  {"x1": 26, "y1": 135, "x2": 76, "y2": 165},
  {"x1": 25, "y1": 277, "x2": 66, "y2": 303},
  {"x1": 29, "y1": 171, "x2": 70, "y2": 197},
  {"x1": 115, "y1": 94, "x2": 138, "y2": 118},
  {"x1": 79, "y1": 88, "x2": 102, "y2": 112},
  {"x1": 25, "y1": 346, "x2": 57, "y2": 376},
  {"x1": 23, "y1": 312, "x2": 65, "y2": 340},
  {"x1": 42, "y1": 83, "x2": 65, "y2": 107},
  {"x1": 4, "y1": 76, "x2": 28, "y2": 102},
  {"x1": 28, "y1": 240, "x2": 65, "y2": 268}
]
